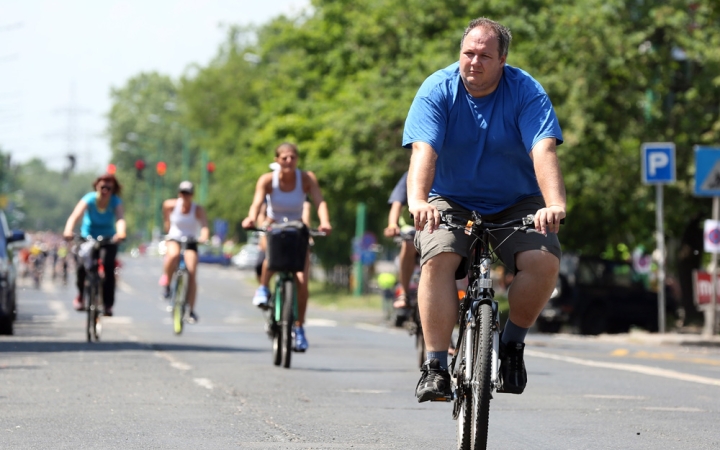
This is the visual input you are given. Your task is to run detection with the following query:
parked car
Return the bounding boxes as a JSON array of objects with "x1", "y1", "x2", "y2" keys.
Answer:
[
  {"x1": 232, "y1": 244, "x2": 263, "y2": 270},
  {"x1": 536, "y1": 253, "x2": 677, "y2": 335},
  {"x1": 197, "y1": 244, "x2": 231, "y2": 266},
  {"x1": 0, "y1": 210, "x2": 25, "y2": 335}
]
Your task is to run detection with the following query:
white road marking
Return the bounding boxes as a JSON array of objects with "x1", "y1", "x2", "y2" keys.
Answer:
[
  {"x1": 154, "y1": 351, "x2": 192, "y2": 371},
  {"x1": 118, "y1": 280, "x2": 134, "y2": 294},
  {"x1": 305, "y1": 318, "x2": 337, "y2": 327},
  {"x1": 102, "y1": 316, "x2": 133, "y2": 324},
  {"x1": 527, "y1": 350, "x2": 720, "y2": 387},
  {"x1": 642, "y1": 406, "x2": 704, "y2": 412},
  {"x1": 193, "y1": 378, "x2": 214, "y2": 390},
  {"x1": 584, "y1": 394, "x2": 646, "y2": 400},
  {"x1": 342, "y1": 389, "x2": 390, "y2": 394},
  {"x1": 354, "y1": 323, "x2": 405, "y2": 335}
]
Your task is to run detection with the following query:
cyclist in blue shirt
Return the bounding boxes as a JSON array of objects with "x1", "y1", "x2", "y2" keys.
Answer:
[
  {"x1": 63, "y1": 173, "x2": 127, "y2": 315},
  {"x1": 383, "y1": 171, "x2": 418, "y2": 310},
  {"x1": 405, "y1": 18, "x2": 566, "y2": 402}
]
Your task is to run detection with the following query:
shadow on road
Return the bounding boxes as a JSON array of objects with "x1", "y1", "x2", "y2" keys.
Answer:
[{"x1": 0, "y1": 340, "x2": 263, "y2": 354}]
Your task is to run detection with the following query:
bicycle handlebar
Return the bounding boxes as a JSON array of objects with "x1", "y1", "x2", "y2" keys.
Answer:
[
  {"x1": 244, "y1": 225, "x2": 327, "y2": 237},
  {"x1": 439, "y1": 212, "x2": 564, "y2": 235}
]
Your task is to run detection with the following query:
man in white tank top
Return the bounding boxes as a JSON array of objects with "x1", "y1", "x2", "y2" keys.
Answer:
[
  {"x1": 242, "y1": 143, "x2": 332, "y2": 352},
  {"x1": 160, "y1": 181, "x2": 210, "y2": 323}
]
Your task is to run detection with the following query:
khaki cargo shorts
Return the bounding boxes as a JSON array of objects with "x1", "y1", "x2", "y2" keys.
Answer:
[{"x1": 414, "y1": 196, "x2": 562, "y2": 278}]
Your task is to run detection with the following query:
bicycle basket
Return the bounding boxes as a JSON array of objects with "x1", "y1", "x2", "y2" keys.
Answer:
[
  {"x1": 266, "y1": 221, "x2": 309, "y2": 272},
  {"x1": 78, "y1": 241, "x2": 96, "y2": 270}
]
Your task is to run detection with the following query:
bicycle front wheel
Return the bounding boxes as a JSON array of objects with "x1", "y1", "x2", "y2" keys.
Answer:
[
  {"x1": 280, "y1": 279, "x2": 294, "y2": 369},
  {"x1": 471, "y1": 302, "x2": 493, "y2": 449},
  {"x1": 172, "y1": 272, "x2": 188, "y2": 335}
]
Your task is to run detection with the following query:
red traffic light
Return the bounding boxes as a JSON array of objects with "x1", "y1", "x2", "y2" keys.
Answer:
[
  {"x1": 107, "y1": 163, "x2": 117, "y2": 174},
  {"x1": 156, "y1": 161, "x2": 167, "y2": 176},
  {"x1": 206, "y1": 162, "x2": 216, "y2": 174},
  {"x1": 134, "y1": 159, "x2": 146, "y2": 171}
]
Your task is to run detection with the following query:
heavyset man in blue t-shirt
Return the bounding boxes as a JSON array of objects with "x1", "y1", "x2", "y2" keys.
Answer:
[{"x1": 404, "y1": 18, "x2": 567, "y2": 402}]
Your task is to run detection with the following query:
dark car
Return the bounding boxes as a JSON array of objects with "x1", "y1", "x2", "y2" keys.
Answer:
[
  {"x1": 0, "y1": 210, "x2": 25, "y2": 335},
  {"x1": 536, "y1": 253, "x2": 676, "y2": 335},
  {"x1": 197, "y1": 244, "x2": 231, "y2": 266}
]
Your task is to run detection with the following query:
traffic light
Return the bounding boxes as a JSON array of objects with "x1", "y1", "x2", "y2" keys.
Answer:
[
  {"x1": 156, "y1": 161, "x2": 167, "y2": 177},
  {"x1": 135, "y1": 159, "x2": 146, "y2": 180},
  {"x1": 206, "y1": 161, "x2": 215, "y2": 174},
  {"x1": 107, "y1": 163, "x2": 117, "y2": 174}
]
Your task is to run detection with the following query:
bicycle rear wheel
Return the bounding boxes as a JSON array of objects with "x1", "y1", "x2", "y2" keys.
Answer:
[
  {"x1": 280, "y1": 279, "x2": 294, "y2": 369},
  {"x1": 471, "y1": 302, "x2": 493, "y2": 449},
  {"x1": 86, "y1": 282, "x2": 101, "y2": 342},
  {"x1": 172, "y1": 271, "x2": 188, "y2": 335}
]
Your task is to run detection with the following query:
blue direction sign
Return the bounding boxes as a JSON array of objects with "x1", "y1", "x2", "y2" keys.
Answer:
[
  {"x1": 695, "y1": 146, "x2": 720, "y2": 197},
  {"x1": 641, "y1": 142, "x2": 676, "y2": 184}
]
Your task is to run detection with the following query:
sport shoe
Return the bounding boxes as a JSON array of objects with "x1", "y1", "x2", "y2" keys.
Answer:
[
  {"x1": 252, "y1": 286, "x2": 270, "y2": 309},
  {"x1": 415, "y1": 358, "x2": 452, "y2": 402},
  {"x1": 497, "y1": 341, "x2": 527, "y2": 394},
  {"x1": 103, "y1": 307, "x2": 113, "y2": 317},
  {"x1": 161, "y1": 285, "x2": 171, "y2": 300},
  {"x1": 293, "y1": 326, "x2": 309, "y2": 352},
  {"x1": 187, "y1": 311, "x2": 199, "y2": 324}
]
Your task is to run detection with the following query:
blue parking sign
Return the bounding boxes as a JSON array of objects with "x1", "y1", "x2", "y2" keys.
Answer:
[
  {"x1": 694, "y1": 146, "x2": 720, "y2": 197},
  {"x1": 641, "y1": 142, "x2": 675, "y2": 184}
]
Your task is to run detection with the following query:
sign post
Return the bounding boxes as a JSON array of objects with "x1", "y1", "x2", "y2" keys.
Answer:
[
  {"x1": 694, "y1": 146, "x2": 720, "y2": 335},
  {"x1": 642, "y1": 142, "x2": 676, "y2": 333}
]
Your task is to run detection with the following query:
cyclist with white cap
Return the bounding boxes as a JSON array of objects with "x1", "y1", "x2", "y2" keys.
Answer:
[{"x1": 159, "y1": 181, "x2": 210, "y2": 323}]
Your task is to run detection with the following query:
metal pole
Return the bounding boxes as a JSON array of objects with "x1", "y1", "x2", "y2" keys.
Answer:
[
  {"x1": 656, "y1": 184, "x2": 666, "y2": 333},
  {"x1": 710, "y1": 196, "x2": 719, "y2": 335},
  {"x1": 353, "y1": 202, "x2": 366, "y2": 297}
]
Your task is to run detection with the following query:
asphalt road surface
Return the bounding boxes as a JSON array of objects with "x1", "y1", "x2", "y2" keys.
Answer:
[{"x1": 2, "y1": 256, "x2": 720, "y2": 449}]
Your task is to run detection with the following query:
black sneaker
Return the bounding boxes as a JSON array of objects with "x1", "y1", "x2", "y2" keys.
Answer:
[
  {"x1": 187, "y1": 311, "x2": 199, "y2": 324},
  {"x1": 497, "y1": 341, "x2": 527, "y2": 394},
  {"x1": 161, "y1": 285, "x2": 170, "y2": 300},
  {"x1": 415, "y1": 358, "x2": 452, "y2": 402}
]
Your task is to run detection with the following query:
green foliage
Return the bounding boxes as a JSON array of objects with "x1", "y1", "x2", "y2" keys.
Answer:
[
  {"x1": 11, "y1": 159, "x2": 95, "y2": 231},
  {"x1": 108, "y1": 0, "x2": 720, "y2": 268}
]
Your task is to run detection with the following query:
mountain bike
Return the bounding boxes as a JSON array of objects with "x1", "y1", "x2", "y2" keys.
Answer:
[
  {"x1": 252, "y1": 221, "x2": 324, "y2": 369},
  {"x1": 170, "y1": 236, "x2": 197, "y2": 335},
  {"x1": 437, "y1": 212, "x2": 554, "y2": 450},
  {"x1": 75, "y1": 235, "x2": 117, "y2": 343}
]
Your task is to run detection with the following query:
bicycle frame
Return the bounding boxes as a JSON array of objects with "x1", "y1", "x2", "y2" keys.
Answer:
[{"x1": 449, "y1": 218, "x2": 501, "y2": 408}]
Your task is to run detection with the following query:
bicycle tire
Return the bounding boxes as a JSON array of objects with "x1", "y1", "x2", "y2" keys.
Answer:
[
  {"x1": 85, "y1": 283, "x2": 92, "y2": 342},
  {"x1": 271, "y1": 283, "x2": 282, "y2": 366},
  {"x1": 414, "y1": 305, "x2": 426, "y2": 368},
  {"x1": 280, "y1": 279, "x2": 294, "y2": 369},
  {"x1": 470, "y1": 302, "x2": 493, "y2": 449},
  {"x1": 172, "y1": 271, "x2": 187, "y2": 335},
  {"x1": 455, "y1": 331, "x2": 472, "y2": 450}
]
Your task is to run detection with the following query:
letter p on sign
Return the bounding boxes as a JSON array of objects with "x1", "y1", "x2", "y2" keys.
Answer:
[{"x1": 642, "y1": 142, "x2": 675, "y2": 184}]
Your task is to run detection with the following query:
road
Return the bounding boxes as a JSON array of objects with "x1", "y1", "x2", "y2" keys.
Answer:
[{"x1": 2, "y1": 256, "x2": 720, "y2": 449}]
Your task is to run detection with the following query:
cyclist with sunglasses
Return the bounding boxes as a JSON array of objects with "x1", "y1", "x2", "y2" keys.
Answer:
[
  {"x1": 63, "y1": 173, "x2": 127, "y2": 316},
  {"x1": 158, "y1": 181, "x2": 210, "y2": 323}
]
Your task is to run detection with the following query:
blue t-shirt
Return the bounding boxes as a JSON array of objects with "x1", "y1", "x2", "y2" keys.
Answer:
[
  {"x1": 388, "y1": 172, "x2": 408, "y2": 205},
  {"x1": 402, "y1": 62, "x2": 563, "y2": 214},
  {"x1": 80, "y1": 192, "x2": 122, "y2": 238}
]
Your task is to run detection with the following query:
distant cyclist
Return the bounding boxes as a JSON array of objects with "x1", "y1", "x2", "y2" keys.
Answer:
[
  {"x1": 63, "y1": 173, "x2": 127, "y2": 316},
  {"x1": 383, "y1": 171, "x2": 418, "y2": 309},
  {"x1": 242, "y1": 142, "x2": 332, "y2": 352},
  {"x1": 159, "y1": 181, "x2": 210, "y2": 324}
]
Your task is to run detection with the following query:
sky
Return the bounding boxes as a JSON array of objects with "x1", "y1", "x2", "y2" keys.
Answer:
[{"x1": 0, "y1": 0, "x2": 309, "y2": 172}]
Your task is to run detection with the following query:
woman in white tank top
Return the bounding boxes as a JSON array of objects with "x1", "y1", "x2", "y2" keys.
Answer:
[
  {"x1": 242, "y1": 143, "x2": 332, "y2": 352},
  {"x1": 160, "y1": 181, "x2": 210, "y2": 323}
]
